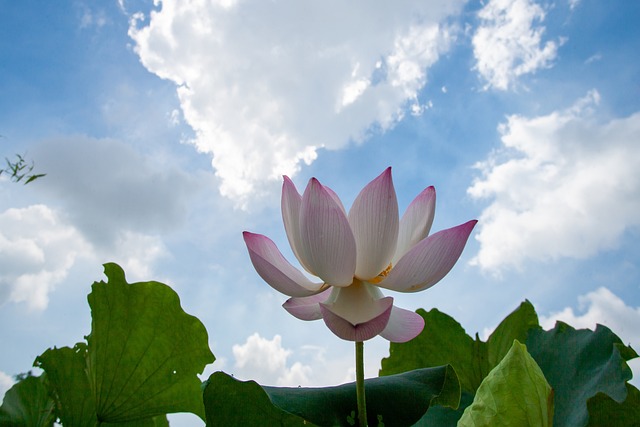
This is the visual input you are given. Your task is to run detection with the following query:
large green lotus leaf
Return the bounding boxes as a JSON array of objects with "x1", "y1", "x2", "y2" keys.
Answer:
[
  {"x1": 0, "y1": 374, "x2": 55, "y2": 427},
  {"x1": 458, "y1": 340, "x2": 553, "y2": 427},
  {"x1": 266, "y1": 365, "x2": 460, "y2": 426},
  {"x1": 101, "y1": 414, "x2": 170, "y2": 427},
  {"x1": 85, "y1": 263, "x2": 215, "y2": 422},
  {"x1": 35, "y1": 344, "x2": 98, "y2": 427},
  {"x1": 380, "y1": 302, "x2": 539, "y2": 395},
  {"x1": 486, "y1": 301, "x2": 540, "y2": 367},
  {"x1": 204, "y1": 366, "x2": 459, "y2": 427},
  {"x1": 586, "y1": 383, "x2": 640, "y2": 426},
  {"x1": 202, "y1": 372, "x2": 312, "y2": 426},
  {"x1": 526, "y1": 322, "x2": 638, "y2": 427}
]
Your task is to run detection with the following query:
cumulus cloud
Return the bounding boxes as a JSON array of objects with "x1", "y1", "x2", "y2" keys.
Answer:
[
  {"x1": 540, "y1": 287, "x2": 640, "y2": 384},
  {"x1": 0, "y1": 204, "x2": 168, "y2": 310},
  {"x1": 540, "y1": 287, "x2": 640, "y2": 345},
  {"x1": 467, "y1": 91, "x2": 640, "y2": 272},
  {"x1": 232, "y1": 333, "x2": 312, "y2": 386},
  {"x1": 473, "y1": 0, "x2": 560, "y2": 90},
  {"x1": 468, "y1": 91, "x2": 640, "y2": 272},
  {"x1": 128, "y1": 0, "x2": 465, "y2": 205},
  {"x1": 0, "y1": 205, "x2": 91, "y2": 310}
]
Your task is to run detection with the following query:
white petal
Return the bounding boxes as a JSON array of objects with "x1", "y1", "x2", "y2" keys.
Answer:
[
  {"x1": 323, "y1": 185, "x2": 347, "y2": 216},
  {"x1": 392, "y1": 186, "x2": 435, "y2": 265},
  {"x1": 321, "y1": 280, "x2": 388, "y2": 325},
  {"x1": 300, "y1": 178, "x2": 356, "y2": 286},
  {"x1": 379, "y1": 220, "x2": 477, "y2": 292},
  {"x1": 379, "y1": 306, "x2": 425, "y2": 342},
  {"x1": 283, "y1": 288, "x2": 332, "y2": 320},
  {"x1": 348, "y1": 167, "x2": 399, "y2": 280},
  {"x1": 243, "y1": 232, "x2": 323, "y2": 297},
  {"x1": 281, "y1": 176, "x2": 314, "y2": 273},
  {"x1": 320, "y1": 300, "x2": 393, "y2": 342}
]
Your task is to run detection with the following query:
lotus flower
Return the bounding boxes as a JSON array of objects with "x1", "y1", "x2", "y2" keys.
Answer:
[{"x1": 243, "y1": 168, "x2": 476, "y2": 342}]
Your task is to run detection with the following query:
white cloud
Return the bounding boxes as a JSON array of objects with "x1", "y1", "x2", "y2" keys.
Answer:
[
  {"x1": 0, "y1": 371, "x2": 14, "y2": 404},
  {"x1": 102, "y1": 231, "x2": 168, "y2": 282},
  {"x1": 468, "y1": 91, "x2": 640, "y2": 272},
  {"x1": 540, "y1": 287, "x2": 640, "y2": 385},
  {"x1": 0, "y1": 204, "x2": 168, "y2": 310},
  {"x1": 472, "y1": 0, "x2": 559, "y2": 90},
  {"x1": 0, "y1": 205, "x2": 91, "y2": 310},
  {"x1": 128, "y1": 0, "x2": 465, "y2": 206},
  {"x1": 232, "y1": 333, "x2": 312, "y2": 386},
  {"x1": 540, "y1": 288, "x2": 640, "y2": 344}
]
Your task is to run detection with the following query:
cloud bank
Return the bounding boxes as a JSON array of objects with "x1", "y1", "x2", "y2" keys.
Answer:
[
  {"x1": 128, "y1": 0, "x2": 465, "y2": 205},
  {"x1": 469, "y1": 91, "x2": 640, "y2": 272},
  {"x1": 0, "y1": 135, "x2": 199, "y2": 310}
]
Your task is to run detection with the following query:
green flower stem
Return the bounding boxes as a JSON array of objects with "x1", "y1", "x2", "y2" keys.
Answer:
[{"x1": 356, "y1": 340, "x2": 367, "y2": 427}]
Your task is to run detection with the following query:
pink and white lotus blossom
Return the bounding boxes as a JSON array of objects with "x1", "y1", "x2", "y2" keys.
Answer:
[{"x1": 243, "y1": 168, "x2": 476, "y2": 342}]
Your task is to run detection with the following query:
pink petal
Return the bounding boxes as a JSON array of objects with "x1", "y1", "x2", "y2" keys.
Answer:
[
  {"x1": 379, "y1": 220, "x2": 477, "y2": 292},
  {"x1": 379, "y1": 306, "x2": 425, "y2": 343},
  {"x1": 281, "y1": 176, "x2": 314, "y2": 273},
  {"x1": 282, "y1": 288, "x2": 332, "y2": 320},
  {"x1": 392, "y1": 186, "x2": 435, "y2": 265},
  {"x1": 320, "y1": 297, "x2": 393, "y2": 341},
  {"x1": 300, "y1": 178, "x2": 356, "y2": 286},
  {"x1": 243, "y1": 232, "x2": 323, "y2": 297},
  {"x1": 348, "y1": 167, "x2": 399, "y2": 280}
]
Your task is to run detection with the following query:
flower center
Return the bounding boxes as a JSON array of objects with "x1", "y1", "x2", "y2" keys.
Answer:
[{"x1": 368, "y1": 263, "x2": 392, "y2": 284}]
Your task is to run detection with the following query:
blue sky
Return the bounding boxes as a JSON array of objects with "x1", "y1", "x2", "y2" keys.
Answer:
[{"x1": 1, "y1": 0, "x2": 639, "y2": 424}]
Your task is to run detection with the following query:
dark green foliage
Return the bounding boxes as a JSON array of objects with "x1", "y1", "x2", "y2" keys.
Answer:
[
  {"x1": 527, "y1": 322, "x2": 638, "y2": 427},
  {"x1": 0, "y1": 374, "x2": 55, "y2": 427},
  {"x1": 204, "y1": 365, "x2": 460, "y2": 427},
  {"x1": 380, "y1": 301, "x2": 638, "y2": 426},
  {"x1": 458, "y1": 341, "x2": 553, "y2": 427},
  {"x1": 29, "y1": 263, "x2": 215, "y2": 425},
  {"x1": 380, "y1": 301, "x2": 540, "y2": 394},
  {"x1": 586, "y1": 383, "x2": 640, "y2": 426},
  {"x1": 3, "y1": 264, "x2": 638, "y2": 426},
  {"x1": 85, "y1": 263, "x2": 214, "y2": 422},
  {"x1": 36, "y1": 345, "x2": 97, "y2": 426}
]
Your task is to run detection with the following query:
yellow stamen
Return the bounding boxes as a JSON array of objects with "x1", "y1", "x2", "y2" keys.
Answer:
[{"x1": 369, "y1": 263, "x2": 392, "y2": 284}]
